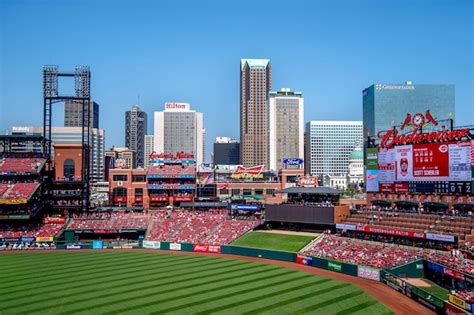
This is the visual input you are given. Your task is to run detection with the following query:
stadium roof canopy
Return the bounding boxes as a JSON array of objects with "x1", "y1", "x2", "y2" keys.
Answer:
[{"x1": 277, "y1": 187, "x2": 343, "y2": 195}]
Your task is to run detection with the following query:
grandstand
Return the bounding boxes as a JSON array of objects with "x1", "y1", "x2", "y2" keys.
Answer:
[{"x1": 146, "y1": 209, "x2": 260, "y2": 245}]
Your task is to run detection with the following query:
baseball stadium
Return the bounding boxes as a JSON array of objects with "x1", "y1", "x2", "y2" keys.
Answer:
[{"x1": 0, "y1": 68, "x2": 473, "y2": 315}]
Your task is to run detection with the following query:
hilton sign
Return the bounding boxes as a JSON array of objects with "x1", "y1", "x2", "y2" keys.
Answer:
[{"x1": 377, "y1": 110, "x2": 471, "y2": 148}]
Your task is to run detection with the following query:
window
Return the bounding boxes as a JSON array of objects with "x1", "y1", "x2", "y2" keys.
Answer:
[
  {"x1": 219, "y1": 188, "x2": 229, "y2": 195},
  {"x1": 135, "y1": 188, "x2": 143, "y2": 196},
  {"x1": 231, "y1": 189, "x2": 241, "y2": 195},
  {"x1": 113, "y1": 187, "x2": 127, "y2": 197},
  {"x1": 63, "y1": 159, "x2": 75, "y2": 179},
  {"x1": 132, "y1": 175, "x2": 146, "y2": 182},
  {"x1": 265, "y1": 189, "x2": 275, "y2": 195},
  {"x1": 243, "y1": 189, "x2": 252, "y2": 195},
  {"x1": 113, "y1": 174, "x2": 128, "y2": 181},
  {"x1": 254, "y1": 189, "x2": 263, "y2": 195}
]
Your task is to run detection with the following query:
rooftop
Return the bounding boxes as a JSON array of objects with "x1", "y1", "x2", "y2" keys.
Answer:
[{"x1": 241, "y1": 59, "x2": 270, "y2": 70}]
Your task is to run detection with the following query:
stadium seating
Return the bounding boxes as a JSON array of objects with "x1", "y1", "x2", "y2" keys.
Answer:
[
  {"x1": 0, "y1": 157, "x2": 46, "y2": 174},
  {"x1": 425, "y1": 251, "x2": 474, "y2": 275},
  {"x1": 67, "y1": 212, "x2": 149, "y2": 231},
  {"x1": 146, "y1": 209, "x2": 260, "y2": 245},
  {"x1": 0, "y1": 182, "x2": 40, "y2": 200},
  {"x1": 301, "y1": 234, "x2": 424, "y2": 269},
  {"x1": 342, "y1": 210, "x2": 474, "y2": 240},
  {"x1": 0, "y1": 223, "x2": 63, "y2": 239},
  {"x1": 148, "y1": 164, "x2": 196, "y2": 176}
]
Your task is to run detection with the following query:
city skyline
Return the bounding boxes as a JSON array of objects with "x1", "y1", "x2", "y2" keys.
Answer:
[{"x1": 1, "y1": 0, "x2": 472, "y2": 163}]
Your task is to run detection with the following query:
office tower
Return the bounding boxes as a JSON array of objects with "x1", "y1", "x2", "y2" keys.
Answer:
[
  {"x1": 240, "y1": 58, "x2": 272, "y2": 168},
  {"x1": 125, "y1": 105, "x2": 148, "y2": 167},
  {"x1": 362, "y1": 81, "x2": 455, "y2": 139},
  {"x1": 64, "y1": 100, "x2": 100, "y2": 129},
  {"x1": 305, "y1": 121, "x2": 363, "y2": 179},
  {"x1": 144, "y1": 135, "x2": 154, "y2": 168},
  {"x1": 268, "y1": 88, "x2": 304, "y2": 170},
  {"x1": 153, "y1": 102, "x2": 204, "y2": 166},
  {"x1": 105, "y1": 147, "x2": 136, "y2": 169},
  {"x1": 213, "y1": 137, "x2": 240, "y2": 166}
]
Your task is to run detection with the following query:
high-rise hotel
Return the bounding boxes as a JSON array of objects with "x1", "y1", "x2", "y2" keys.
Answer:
[
  {"x1": 153, "y1": 102, "x2": 204, "y2": 166},
  {"x1": 240, "y1": 59, "x2": 272, "y2": 169}
]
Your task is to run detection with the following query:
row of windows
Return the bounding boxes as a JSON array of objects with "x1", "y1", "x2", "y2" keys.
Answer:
[
  {"x1": 112, "y1": 174, "x2": 146, "y2": 182},
  {"x1": 219, "y1": 188, "x2": 275, "y2": 195}
]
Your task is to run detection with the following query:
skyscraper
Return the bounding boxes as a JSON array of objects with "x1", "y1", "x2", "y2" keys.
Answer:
[
  {"x1": 125, "y1": 105, "x2": 148, "y2": 168},
  {"x1": 362, "y1": 82, "x2": 455, "y2": 139},
  {"x1": 153, "y1": 102, "x2": 204, "y2": 166},
  {"x1": 240, "y1": 58, "x2": 272, "y2": 169},
  {"x1": 64, "y1": 100, "x2": 100, "y2": 129},
  {"x1": 213, "y1": 137, "x2": 240, "y2": 166},
  {"x1": 305, "y1": 121, "x2": 363, "y2": 179},
  {"x1": 144, "y1": 135, "x2": 154, "y2": 169},
  {"x1": 268, "y1": 88, "x2": 304, "y2": 170}
]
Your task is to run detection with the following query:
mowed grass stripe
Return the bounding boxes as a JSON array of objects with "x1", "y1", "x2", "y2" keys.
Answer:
[
  {"x1": 0, "y1": 251, "x2": 177, "y2": 285},
  {"x1": 238, "y1": 283, "x2": 351, "y2": 315},
  {"x1": 0, "y1": 252, "x2": 191, "y2": 293},
  {"x1": 0, "y1": 256, "x2": 207, "y2": 294},
  {"x1": 64, "y1": 266, "x2": 291, "y2": 315},
  {"x1": 17, "y1": 261, "x2": 264, "y2": 314},
  {"x1": 1, "y1": 259, "x2": 250, "y2": 312},
  {"x1": 0, "y1": 251, "x2": 129, "y2": 270},
  {"x1": 0, "y1": 256, "x2": 225, "y2": 307},
  {"x1": 198, "y1": 280, "x2": 343, "y2": 315},
  {"x1": 334, "y1": 300, "x2": 379, "y2": 314},
  {"x1": 107, "y1": 269, "x2": 305, "y2": 315},
  {"x1": 294, "y1": 290, "x2": 365, "y2": 314},
  {"x1": 156, "y1": 277, "x2": 333, "y2": 314},
  {"x1": 0, "y1": 251, "x2": 152, "y2": 284}
]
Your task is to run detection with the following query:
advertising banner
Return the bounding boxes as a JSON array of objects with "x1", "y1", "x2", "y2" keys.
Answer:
[
  {"x1": 174, "y1": 196, "x2": 193, "y2": 202},
  {"x1": 114, "y1": 197, "x2": 127, "y2": 202},
  {"x1": 94, "y1": 229, "x2": 118, "y2": 234},
  {"x1": 327, "y1": 261, "x2": 342, "y2": 272},
  {"x1": 0, "y1": 237, "x2": 20, "y2": 242},
  {"x1": 335, "y1": 224, "x2": 356, "y2": 231},
  {"x1": 366, "y1": 170, "x2": 379, "y2": 192},
  {"x1": 357, "y1": 226, "x2": 425, "y2": 239},
  {"x1": 169, "y1": 243, "x2": 181, "y2": 251},
  {"x1": 425, "y1": 233, "x2": 455, "y2": 243},
  {"x1": 378, "y1": 148, "x2": 395, "y2": 182},
  {"x1": 44, "y1": 216, "x2": 65, "y2": 224},
  {"x1": 0, "y1": 198, "x2": 27, "y2": 205},
  {"x1": 449, "y1": 294, "x2": 467, "y2": 310},
  {"x1": 193, "y1": 244, "x2": 221, "y2": 253},
  {"x1": 20, "y1": 236, "x2": 36, "y2": 243},
  {"x1": 229, "y1": 204, "x2": 260, "y2": 211},
  {"x1": 150, "y1": 196, "x2": 169, "y2": 202},
  {"x1": 444, "y1": 267, "x2": 466, "y2": 281},
  {"x1": 92, "y1": 240, "x2": 103, "y2": 249},
  {"x1": 445, "y1": 302, "x2": 469, "y2": 315},
  {"x1": 283, "y1": 158, "x2": 304, "y2": 166},
  {"x1": 296, "y1": 255, "x2": 313, "y2": 266},
  {"x1": 358, "y1": 266, "x2": 380, "y2": 281},
  {"x1": 366, "y1": 148, "x2": 379, "y2": 170},
  {"x1": 297, "y1": 176, "x2": 319, "y2": 187},
  {"x1": 231, "y1": 165, "x2": 264, "y2": 179},
  {"x1": 36, "y1": 236, "x2": 54, "y2": 242},
  {"x1": 449, "y1": 142, "x2": 472, "y2": 181},
  {"x1": 66, "y1": 244, "x2": 82, "y2": 249},
  {"x1": 395, "y1": 145, "x2": 414, "y2": 181}
]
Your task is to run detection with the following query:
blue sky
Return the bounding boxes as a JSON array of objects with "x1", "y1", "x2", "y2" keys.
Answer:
[{"x1": 1, "y1": 0, "x2": 472, "y2": 161}]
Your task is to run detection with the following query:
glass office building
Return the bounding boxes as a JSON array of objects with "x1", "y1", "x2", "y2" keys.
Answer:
[{"x1": 363, "y1": 82, "x2": 455, "y2": 138}]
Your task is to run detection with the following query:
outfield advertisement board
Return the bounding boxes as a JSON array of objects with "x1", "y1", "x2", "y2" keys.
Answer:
[
  {"x1": 92, "y1": 240, "x2": 103, "y2": 249},
  {"x1": 66, "y1": 245, "x2": 83, "y2": 249},
  {"x1": 296, "y1": 255, "x2": 313, "y2": 266},
  {"x1": 358, "y1": 266, "x2": 380, "y2": 281},
  {"x1": 193, "y1": 244, "x2": 221, "y2": 253},
  {"x1": 169, "y1": 243, "x2": 181, "y2": 251},
  {"x1": 36, "y1": 236, "x2": 54, "y2": 242},
  {"x1": 143, "y1": 240, "x2": 161, "y2": 249}
]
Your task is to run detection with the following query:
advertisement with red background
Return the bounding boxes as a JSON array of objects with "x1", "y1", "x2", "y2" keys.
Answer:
[
  {"x1": 413, "y1": 143, "x2": 449, "y2": 179},
  {"x1": 193, "y1": 244, "x2": 221, "y2": 253}
]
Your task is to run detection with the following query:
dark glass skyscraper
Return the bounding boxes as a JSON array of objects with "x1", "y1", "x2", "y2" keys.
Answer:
[
  {"x1": 362, "y1": 82, "x2": 455, "y2": 139},
  {"x1": 125, "y1": 105, "x2": 147, "y2": 167}
]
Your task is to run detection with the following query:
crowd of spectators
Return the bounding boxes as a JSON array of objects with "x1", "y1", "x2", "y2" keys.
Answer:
[
  {"x1": 146, "y1": 209, "x2": 260, "y2": 245},
  {"x1": 0, "y1": 223, "x2": 63, "y2": 238},
  {"x1": 425, "y1": 250, "x2": 474, "y2": 275},
  {"x1": 0, "y1": 157, "x2": 45, "y2": 174},
  {"x1": 0, "y1": 182, "x2": 40, "y2": 200},
  {"x1": 148, "y1": 164, "x2": 196, "y2": 176},
  {"x1": 67, "y1": 212, "x2": 149, "y2": 230},
  {"x1": 301, "y1": 234, "x2": 425, "y2": 269}
]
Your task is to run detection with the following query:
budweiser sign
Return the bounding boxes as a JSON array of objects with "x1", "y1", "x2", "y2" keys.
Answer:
[
  {"x1": 231, "y1": 165, "x2": 264, "y2": 179},
  {"x1": 377, "y1": 110, "x2": 471, "y2": 148},
  {"x1": 149, "y1": 151, "x2": 195, "y2": 160}
]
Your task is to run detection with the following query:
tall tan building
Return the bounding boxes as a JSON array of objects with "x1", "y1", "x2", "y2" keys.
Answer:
[{"x1": 240, "y1": 59, "x2": 272, "y2": 168}]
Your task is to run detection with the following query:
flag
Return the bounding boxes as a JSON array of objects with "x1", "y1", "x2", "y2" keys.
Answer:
[
  {"x1": 202, "y1": 174, "x2": 214, "y2": 186},
  {"x1": 219, "y1": 182, "x2": 229, "y2": 190}
]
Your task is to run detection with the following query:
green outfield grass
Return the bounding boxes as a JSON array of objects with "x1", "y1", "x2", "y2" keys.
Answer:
[
  {"x1": 231, "y1": 231, "x2": 315, "y2": 252},
  {"x1": 0, "y1": 251, "x2": 393, "y2": 315}
]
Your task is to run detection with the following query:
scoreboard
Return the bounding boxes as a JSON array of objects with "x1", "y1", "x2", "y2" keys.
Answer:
[{"x1": 366, "y1": 140, "x2": 474, "y2": 194}]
